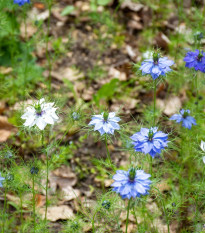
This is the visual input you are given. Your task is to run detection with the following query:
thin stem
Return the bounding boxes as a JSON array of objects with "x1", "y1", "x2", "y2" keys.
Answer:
[
  {"x1": 23, "y1": 8, "x2": 28, "y2": 102},
  {"x1": 20, "y1": 192, "x2": 23, "y2": 227},
  {"x1": 46, "y1": 1, "x2": 52, "y2": 92},
  {"x1": 149, "y1": 156, "x2": 153, "y2": 177},
  {"x1": 45, "y1": 149, "x2": 49, "y2": 221},
  {"x1": 161, "y1": 197, "x2": 170, "y2": 233},
  {"x1": 32, "y1": 175, "x2": 36, "y2": 232},
  {"x1": 126, "y1": 199, "x2": 131, "y2": 233},
  {"x1": 92, "y1": 210, "x2": 98, "y2": 233},
  {"x1": 41, "y1": 131, "x2": 49, "y2": 221},
  {"x1": 195, "y1": 73, "x2": 198, "y2": 111},
  {"x1": 105, "y1": 135, "x2": 111, "y2": 163},
  {"x1": 2, "y1": 186, "x2": 7, "y2": 233},
  {"x1": 153, "y1": 79, "x2": 157, "y2": 126}
]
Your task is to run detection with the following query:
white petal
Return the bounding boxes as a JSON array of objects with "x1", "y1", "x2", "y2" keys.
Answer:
[
  {"x1": 108, "y1": 112, "x2": 116, "y2": 118},
  {"x1": 203, "y1": 156, "x2": 205, "y2": 164},
  {"x1": 24, "y1": 115, "x2": 36, "y2": 127},
  {"x1": 39, "y1": 98, "x2": 45, "y2": 104},
  {"x1": 200, "y1": 140, "x2": 205, "y2": 152},
  {"x1": 43, "y1": 115, "x2": 54, "y2": 124},
  {"x1": 36, "y1": 118, "x2": 47, "y2": 130}
]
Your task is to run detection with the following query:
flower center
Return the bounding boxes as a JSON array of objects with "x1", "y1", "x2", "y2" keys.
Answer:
[
  {"x1": 103, "y1": 112, "x2": 109, "y2": 122},
  {"x1": 197, "y1": 52, "x2": 203, "y2": 61},
  {"x1": 153, "y1": 52, "x2": 159, "y2": 65},
  {"x1": 34, "y1": 104, "x2": 43, "y2": 116},
  {"x1": 148, "y1": 129, "x2": 154, "y2": 141},
  {"x1": 183, "y1": 111, "x2": 189, "y2": 118},
  {"x1": 129, "y1": 168, "x2": 136, "y2": 182}
]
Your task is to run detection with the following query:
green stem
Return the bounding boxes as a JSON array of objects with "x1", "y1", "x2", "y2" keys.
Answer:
[
  {"x1": 195, "y1": 73, "x2": 198, "y2": 111},
  {"x1": 2, "y1": 186, "x2": 7, "y2": 233},
  {"x1": 23, "y1": 8, "x2": 28, "y2": 102},
  {"x1": 20, "y1": 192, "x2": 23, "y2": 227},
  {"x1": 32, "y1": 175, "x2": 36, "y2": 232},
  {"x1": 46, "y1": 1, "x2": 52, "y2": 92},
  {"x1": 92, "y1": 210, "x2": 97, "y2": 233},
  {"x1": 41, "y1": 131, "x2": 49, "y2": 222},
  {"x1": 149, "y1": 156, "x2": 153, "y2": 177},
  {"x1": 105, "y1": 135, "x2": 111, "y2": 163},
  {"x1": 161, "y1": 197, "x2": 170, "y2": 233},
  {"x1": 153, "y1": 79, "x2": 157, "y2": 126},
  {"x1": 126, "y1": 199, "x2": 131, "y2": 233},
  {"x1": 45, "y1": 149, "x2": 49, "y2": 221}
]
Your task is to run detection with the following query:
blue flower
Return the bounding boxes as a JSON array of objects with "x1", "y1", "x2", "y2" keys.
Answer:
[
  {"x1": 170, "y1": 109, "x2": 197, "y2": 129},
  {"x1": 184, "y1": 49, "x2": 205, "y2": 72},
  {"x1": 139, "y1": 53, "x2": 174, "y2": 80},
  {"x1": 111, "y1": 168, "x2": 151, "y2": 199},
  {"x1": 130, "y1": 127, "x2": 168, "y2": 158},
  {"x1": 13, "y1": 0, "x2": 30, "y2": 6},
  {"x1": 0, "y1": 173, "x2": 5, "y2": 188},
  {"x1": 89, "y1": 112, "x2": 120, "y2": 136}
]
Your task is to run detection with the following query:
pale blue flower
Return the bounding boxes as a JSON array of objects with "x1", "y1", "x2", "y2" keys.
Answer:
[
  {"x1": 89, "y1": 112, "x2": 120, "y2": 135},
  {"x1": 111, "y1": 168, "x2": 151, "y2": 199},
  {"x1": 0, "y1": 173, "x2": 5, "y2": 187},
  {"x1": 130, "y1": 127, "x2": 168, "y2": 158},
  {"x1": 170, "y1": 109, "x2": 196, "y2": 129},
  {"x1": 140, "y1": 53, "x2": 174, "y2": 80}
]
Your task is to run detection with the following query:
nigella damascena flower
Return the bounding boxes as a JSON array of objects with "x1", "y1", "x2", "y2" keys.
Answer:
[
  {"x1": 21, "y1": 98, "x2": 59, "y2": 130},
  {"x1": 184, "y1": 49, "x2": 205, "y2": 72},
  {"x1": 139, "y1": 52, "x2": 174, "y2": 80},
  {"x1": 200, "y1": 141, "x2": 205, "y2": 164},
  {"x1": 14, "y1": 0, "x2": 30, "y2": 6},
  {"x1": 170, "y1": 109, "x2": 196, "y2": 130},
  {"x1": 111, "y1": 168, "x2": 151, "y2": 199},
  {"x1": 89, "y1": 112, "x2": 120, "y2": 136},
  {"x1": 130, "y1": 127, "x2": 168, "y2": 158},
  {"x1": 0, "y1": 173, "x2": 5, "y2": 188}
]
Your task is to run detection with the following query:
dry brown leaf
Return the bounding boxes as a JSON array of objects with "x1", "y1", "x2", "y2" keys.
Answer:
[
  {"x1": 49, "y1": 165, "x2": 80, "y2": 201},
  {"x1": 156, "y1": 96, "x2": 182, "y2": 116},
  {"x1": 155, "y1": 32, "x2": 171, "y2": 50},
  {"x1": 0, "y1": 116, "x2": 16, "y2": 142},
  {"x1": 38, "y1": 205, "x2": 74, "y2": 222},
  {"x1": 156, "y1": 181, "x2": 171, "y2": 192},
  {"x1": 0, "y1": 101, "x2": 6, "y2": 114},
  {"x1": 7, "y1": 193, "x2": 30, "y2": 208},
  {"x1": 121, "y1": 0, "x2": 144, "y2": 12},
  {"x1": 33, "y1": 2, "x2": 45, "y2": 10},
  {"x1": 0, "y1": 66, "x2": 12, "y2": 75},
  {"x1": 20, "y1": 22, "x2": 37, "y2": 39},
  {"x1": 108, "y1": 67, "x2": 127, "y2": 81}
]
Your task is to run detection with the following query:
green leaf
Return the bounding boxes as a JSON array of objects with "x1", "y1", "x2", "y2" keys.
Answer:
[
  {"x1": 61, "y1": 5, "x2": 75, "y2": 16},
  {"x1": 93, "y1": 78, "x2": 119, "y2": 105},
  {"x1": 97, "y1": 0, "x2": 112, "y2": 6}
]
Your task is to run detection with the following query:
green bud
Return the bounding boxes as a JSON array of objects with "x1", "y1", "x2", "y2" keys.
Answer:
[
  {"x1": 103, "y1": 112, "x2": 109, "y2": 121},
  {"x1": 129, "y1": 168, "x2": 136, "y2": 181}
]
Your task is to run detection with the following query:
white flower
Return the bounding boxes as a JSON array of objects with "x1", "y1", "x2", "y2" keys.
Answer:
[
  {"x1": 21, "y1": 98, "x2": 59, "y2": 130},
  {"x1": 200, "y1": 140, "x2": 205, "y2": 152},
  {"x1": 89, "y1": 112, "x2": 120, "y2": 136},
  {"x1": 203, "y1": 156, "x2": 205, "y2": 164}
]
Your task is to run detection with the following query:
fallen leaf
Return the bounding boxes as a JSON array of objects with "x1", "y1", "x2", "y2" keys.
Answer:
[
  {"x1": 155, "y1": 32, "x2": 171, "y2": 50},
  {"x1": 0, "y1": 66, "x2": 12, "y2": 75},
  {"x1": 49, "y1": 165, "x2": 80, "y2": 201},
  {"x1": 108, "y1": 67, "x2": 127, "y2": 81},
  {"x1": 20, "y1": 22, "x2": 37, "y2": 39},
  {"x1": 38, "y1": 205, "x2": 74, "y2": 221},
  {"x1": 0, "y1": 116, "x2": 16, "y2": 142},
  {"x1": 33, "y1": 2, "x2": 45, "y2": 10},
  {"x1": 157, "y1": 96, "x2": 182, "y2": 116},
  {"x1": 121, "y1": 0, "x2": 144, "y2": 12}
]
